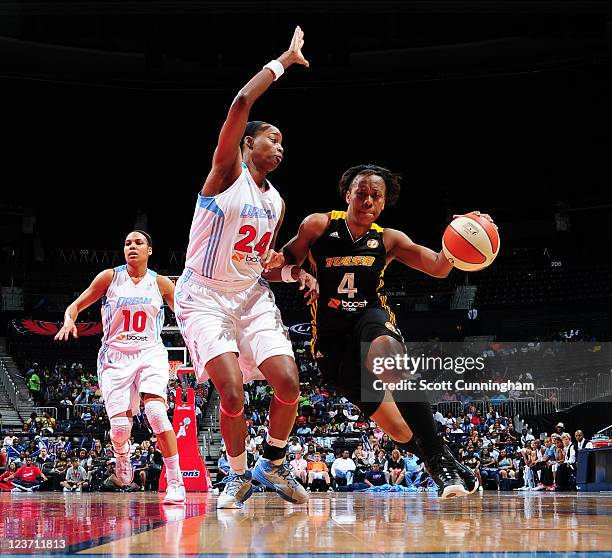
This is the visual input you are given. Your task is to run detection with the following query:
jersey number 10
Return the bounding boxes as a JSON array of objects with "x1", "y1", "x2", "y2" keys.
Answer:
[{"x1": 122, "y1": 310, "x2": 147, "y2": 332}]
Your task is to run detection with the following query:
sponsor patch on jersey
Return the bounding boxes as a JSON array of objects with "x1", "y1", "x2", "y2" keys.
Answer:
[
  {"x1": 328, "y1": 298, "x2": 368, "y2": 312},
  {"x1": 115, "y1": 333, "x2": 149, "y2": 342},
  {"x1": 366, "y1": 239, "x2": 379, "y2": 249},
  {"x1": 325, "y1": 256, "x2": 376, "y2": 267},
  {"x1": 232, "y1": 251, "x2": 260, "y2": 264},
  {"x1": 385, "y1": 321, "x2": 399, "y2": 334}
]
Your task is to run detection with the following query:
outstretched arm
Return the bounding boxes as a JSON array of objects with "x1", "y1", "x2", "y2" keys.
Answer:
[
  {"x1": 203, "y1": 26, "x2": 309, "y2": 197},
  {"x1": 384, "y1": 229, "x2": 453, "y2": 278},
  {"x1": 54, "y1": 269, "x2": 114, "y2": 341}
]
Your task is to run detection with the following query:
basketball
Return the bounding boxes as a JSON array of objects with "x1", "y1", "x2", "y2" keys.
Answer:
[{"x1": 442, "y1": 212, "x2": 500, "y2": 272}]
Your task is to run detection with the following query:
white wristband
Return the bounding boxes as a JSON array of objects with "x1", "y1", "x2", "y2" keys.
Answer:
[
  {"x1": 281, "y1": 265, "x2": 298, "y2": 283},
  {"x1": 263, "y1": 59, "x2": 285, "y2": 81}
]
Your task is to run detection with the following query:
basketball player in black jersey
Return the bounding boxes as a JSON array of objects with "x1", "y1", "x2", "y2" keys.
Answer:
[{"x1": 264, "y1": 164, "x2": 496, "y2": 498}]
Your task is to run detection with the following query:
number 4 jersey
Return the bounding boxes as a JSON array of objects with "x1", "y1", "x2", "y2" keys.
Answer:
[
  {"x1": 307, "y1": 210, "x2": 393, "y2": 327},
  {"x1": 100, "y1": 265, "x2": 165, "y2": 352},
  {"x1": 185, "y1": 163, "x2": 283, "y2": 287}
]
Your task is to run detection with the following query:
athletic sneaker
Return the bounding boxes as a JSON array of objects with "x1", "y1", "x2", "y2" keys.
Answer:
[
  {"x1": 115, "y1": 442, "x2": 134, "y2": 486},
  {"x1": 252, "y1": 458, "x2": 309, "y2": 504},
  {"x1": 533, "y1": 484, "x2": 546, "y2": 491},
  {"x1": 424, "y1": 451, "x2": 469, "y2": 499},
  {"x1": 216, "y1": 471, "x2": 253, "y2": 509},
  {"x1": 164, "y1": 480, "x2": 186, "y2": 505},
  {"x1": 442, "y1": 445, "x2": 479, "y2": 494}
]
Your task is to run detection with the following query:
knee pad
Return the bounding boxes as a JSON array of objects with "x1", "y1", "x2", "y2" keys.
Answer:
[
  {"x1": 144, "y1": 400, "x2": 173, "y2": 434},
  {"x1": 110, "y1": 416, "x2": 131, "y2": 447}
]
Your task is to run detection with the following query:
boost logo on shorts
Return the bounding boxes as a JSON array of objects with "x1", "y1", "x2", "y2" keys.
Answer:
[{"x1": 328, "y1": 298, "x2": 368, "y2": 312}]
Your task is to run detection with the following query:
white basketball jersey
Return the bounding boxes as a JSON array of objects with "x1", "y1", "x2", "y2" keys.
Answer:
[
  {"x1": 100, "y1": 266, "x2": 165, "y2": 352},
  {"x1": 185, "y1": 163, "x2": 284, "y2": 285}
]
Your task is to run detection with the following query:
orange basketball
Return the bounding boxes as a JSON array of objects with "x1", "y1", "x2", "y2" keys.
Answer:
[{"x1": 442, "y1": 212, "x2": 500, "y2": 272}]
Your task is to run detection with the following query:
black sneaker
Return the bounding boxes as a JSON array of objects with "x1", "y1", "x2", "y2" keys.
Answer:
[
  {"x1": 443, "y1": 445, "x2": 479, "y2": 494},
  {"x1": 424, "y1": 450, "x2": 470, "y2": 499}
]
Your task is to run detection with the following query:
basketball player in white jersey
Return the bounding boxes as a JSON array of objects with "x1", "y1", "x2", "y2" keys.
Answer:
[
  {"x1": 55, "y1": 231, "x2": 186, "y2": 505},
  {"x1": 175, "y1": 27, "x2": 316, "y2": 509}
]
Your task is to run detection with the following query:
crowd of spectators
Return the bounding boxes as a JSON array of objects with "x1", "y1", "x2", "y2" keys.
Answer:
[
  {"x1": 2, "y1": 338, "x2": 599, "y2": 495},
  {"x1": 218, "y1": 340, "x2": 593, "y2": 493},
  {"x1": 0, "y1": 430, "x2": 165, "y2": 493}
]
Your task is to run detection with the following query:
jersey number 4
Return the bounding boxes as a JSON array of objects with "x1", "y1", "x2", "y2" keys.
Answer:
[
  {"x1": 234, "y1": 225, "x2": 271, "y2": 255},
  {"x1": 338, "y1": 273, "x2": 357, "y2": 299},
  {"x1": 122, "y1": 310, "x2": 147, "y2": 332}
]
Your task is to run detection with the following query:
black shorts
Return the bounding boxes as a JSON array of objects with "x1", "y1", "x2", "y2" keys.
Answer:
[{"x1": 313, "y1": 307, "x2": 404, "y2": 419}]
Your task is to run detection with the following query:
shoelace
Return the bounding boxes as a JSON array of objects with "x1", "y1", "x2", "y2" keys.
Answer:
[
  {"x1": 276, "y1": 461, "x2": 300, "y2": 488},
  {"x1": 224, "y1": 473, "x2": 247, "y2": 496}
]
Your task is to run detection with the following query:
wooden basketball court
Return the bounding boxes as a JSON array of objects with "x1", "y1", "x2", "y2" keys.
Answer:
[{"x1": 1, "y1": 491, "x2": 611, "y2": 557}]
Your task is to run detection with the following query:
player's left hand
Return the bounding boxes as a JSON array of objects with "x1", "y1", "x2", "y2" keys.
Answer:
[
  {"x1": 453, "y1": 210, "x2": 498, "y2": 229},
  {"x1": 297, "y1": 270, "x2": 319, "y2": 305},
  {"x1": 261, "y1": 249, "x2": 285, "y2": 272}
]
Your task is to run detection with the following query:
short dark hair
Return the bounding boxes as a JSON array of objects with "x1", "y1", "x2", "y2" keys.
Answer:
[
  {"x1": 338, "y1": 164, "x2": 401, "y2": 206},
  {"x1": 241, "y1": 121, "x2": 272, "y2": 149},
  {"x1": 130, "y1": 230, "x2": 153, "y2": 247}
]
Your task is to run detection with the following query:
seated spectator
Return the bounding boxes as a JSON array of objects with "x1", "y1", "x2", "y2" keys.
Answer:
[
  {"x1": 556, "y1": 433, "x2": 576, "y2": 491},
  {"x1": 364, "y1": 462, "x2": 386, "y2": 487},
  {"x1": 574, "y1": 430, "x2": 593, "y2": 452},
  {"x1": 387, "y1": 449, "x2": 405, "y2": 486},
  {"x1": 41, "y1": 412, "x2": 56, "y2": 435},
  {"x1": 0, "y1": 462, "x2": 18, "y2": 491},
  {"x1": 290, "y1": 451, "x2": 308, "y2": 486},
  {"x1": 307, "y1": 452, "x2": 331, "y2": 491},
  {"x1": 61, "y1": 458, "x2": 89, "y2": 492},
  {"x1": 101, "y1": 461, "x2": 123, "y2": 492},
  {"x1": 287, "y1": 437, "x2": 303, "y2": 455},
  {"x1": 6, "y1": 456, "x2": 48, "y2": 492},
  {"x1": 331, "y1": 450, "x2": 356, "y2": 487},
  {"x1": 50, "y1": 451, "x2": 70, "y2": 491},
  {"x1": 0, "y1": 447, "x2": 7, "y2": 472},
  {"x1": 131, "y1": 448, "x2": 149, "y2": 491},
  {"x1": 2, "y1": 430, "x2": 18, "y2": 448},
  {"x1": 404, "y1": 451, "x2": 425, "y2": 486},
  {"x1": 497, "y1": 449, "x2": 516, "y2": 482},
  {"x1": 479, "y1": 447, "x2": 499, "y2": 490}
]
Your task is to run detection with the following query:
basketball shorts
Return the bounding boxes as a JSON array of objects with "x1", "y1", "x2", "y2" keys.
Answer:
[
  {"x1": 314, "y1": 307, "x2": 404, "y2": 418},
  {"x1": 98, "y1": 343, "x2": 169, "y2": 418},
  {"x1": 174, "y1": 270, "x2": 294, "y2": 384}
]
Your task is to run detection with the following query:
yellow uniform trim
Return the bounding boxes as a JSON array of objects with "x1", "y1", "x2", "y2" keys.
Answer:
[
  {"x1": 307, "y1": 250, "x2": 319, "y2": 359},
  {"x1": 376, "y1": 264, "x2": 396, "y2": 325},
  {"x1": 330, "y1": 210, "x2": 346, "y2": 220}
]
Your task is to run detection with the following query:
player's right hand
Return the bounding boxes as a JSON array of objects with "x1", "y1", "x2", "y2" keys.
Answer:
[
  {"x1": 280, "y1": 26, "x2": 309, "y2": 68},
  {"x1": 297, "y1": 270, "x2": 319, "y2": 305},
  {"x1": 55, "y1": 319, "x2": 78, "y2": 341}
]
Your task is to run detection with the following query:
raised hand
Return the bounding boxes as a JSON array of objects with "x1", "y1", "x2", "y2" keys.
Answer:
[{"x1": 279, "y1": 26, "x2": 309, "y2": 68}]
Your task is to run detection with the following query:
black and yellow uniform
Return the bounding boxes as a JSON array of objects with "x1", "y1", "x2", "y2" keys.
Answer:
[{"x1": 307, "y1": 210, "x2": 403, "y2": 415}]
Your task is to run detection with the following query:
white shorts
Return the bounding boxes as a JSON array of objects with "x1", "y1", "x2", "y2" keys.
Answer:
[
  {"x1": 97, "y1": 343, "x2": 169, "y2": 418},
  {"x1": 174, "y1": 270, "x2": 294, "y2": 384}
]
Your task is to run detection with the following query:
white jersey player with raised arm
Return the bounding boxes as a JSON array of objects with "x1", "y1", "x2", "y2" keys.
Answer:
[
  {"x1": 175, "y1": 162, "x2": 293, "y2": 383},
  {"x1": 98, "y1": 265, "x2": 169, "y2": 418}
]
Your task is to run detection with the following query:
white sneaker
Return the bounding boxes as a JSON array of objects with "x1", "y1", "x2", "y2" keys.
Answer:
[
  {"x1": 216, "y1": 471, "x2": 253, "y2": 509},
  {"x1": 115, "y1": 442, "x2": 134, "y2": 486},
  {"x1": 75, "y1": 487, "x2": 82, "y2": 492},
  {"x1": 164, "y1": 480, "x2": 186, "y2": 505},
  {"x1": 63, "y1": 487, "x2": 70, "y2": 493}
]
